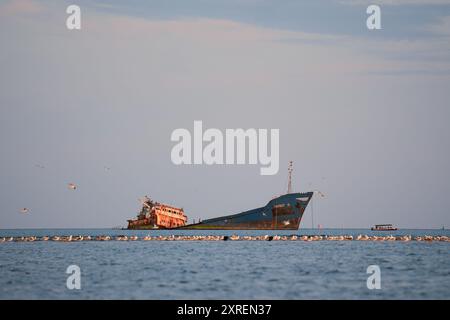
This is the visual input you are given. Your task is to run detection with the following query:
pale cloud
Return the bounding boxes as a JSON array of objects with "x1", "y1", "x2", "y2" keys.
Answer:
[
  {"x1": 427, "y1": 15, "x2": 450, "y2": 36},
  {"x1": 81, "y1": 12, "x2": 450, "y2": 77},
  {"x1": 0, "y1": 0, "x2": 43, "y2": 16}
]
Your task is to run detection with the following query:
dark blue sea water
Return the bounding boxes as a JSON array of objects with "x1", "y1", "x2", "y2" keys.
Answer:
[{"x1": 0, "y1": 229, "x2": 449, "y2": 299}]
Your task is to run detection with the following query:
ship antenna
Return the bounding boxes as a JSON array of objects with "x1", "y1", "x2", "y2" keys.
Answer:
[{"x1": 287, "y1": 161, "x2": 293, "y2": 194}]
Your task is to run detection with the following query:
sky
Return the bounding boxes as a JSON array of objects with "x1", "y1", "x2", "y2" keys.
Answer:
[{"x1": 0, "y1": 0, "x2": 449, "y2": 229}]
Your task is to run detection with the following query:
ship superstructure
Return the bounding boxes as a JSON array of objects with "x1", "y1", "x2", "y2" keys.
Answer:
[{"x1": 127, "y1": 196, "x2": 187, "y2": 229}]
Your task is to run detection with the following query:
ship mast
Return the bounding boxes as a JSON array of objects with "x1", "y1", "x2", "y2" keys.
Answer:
[{"x1": 287, "y1": 161, "x2": 293, "y2": 194}]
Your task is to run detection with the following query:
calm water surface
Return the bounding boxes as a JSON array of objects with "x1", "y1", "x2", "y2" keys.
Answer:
[{"x1": 0, "y1": 229, "x2": 449, "y2": 299}]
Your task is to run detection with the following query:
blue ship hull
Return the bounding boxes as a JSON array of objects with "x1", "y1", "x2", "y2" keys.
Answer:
[{"x1": 181, "y1": 192, "x2": 313, "y2": 230}]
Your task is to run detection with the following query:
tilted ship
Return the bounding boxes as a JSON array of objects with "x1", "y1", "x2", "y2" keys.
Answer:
[
  {"x1": 180, "y1": 192, "x2": 313, "y2": 230},
  {"x1": 127, "y1": 162, "x2": 314, "y2": 230},
  {"x1": 127, "y1": 196, "x2": 188, "y2": 230}
]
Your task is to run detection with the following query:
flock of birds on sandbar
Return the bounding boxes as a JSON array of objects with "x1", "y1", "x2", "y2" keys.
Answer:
[{"x1": 1, "y1": 234, "x2": 449, "y2": 243}]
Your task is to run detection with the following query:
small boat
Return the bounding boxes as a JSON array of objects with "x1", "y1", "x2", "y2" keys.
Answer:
[{"x1": 371, "y1": 224, "x2": 398, "y2": 231}]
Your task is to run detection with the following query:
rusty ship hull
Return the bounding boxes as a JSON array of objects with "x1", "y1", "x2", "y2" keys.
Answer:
[{"x1": 179, "y1": 192, "x2": 313, "y2": 230}]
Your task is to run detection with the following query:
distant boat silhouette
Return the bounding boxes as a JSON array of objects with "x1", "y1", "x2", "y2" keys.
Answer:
[{"x1": 371, "y1": 224, "x2": 398, "y2": 231}]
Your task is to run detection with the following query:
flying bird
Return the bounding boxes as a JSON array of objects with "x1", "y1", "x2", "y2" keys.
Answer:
[
  {"x1": 315, "y1": 191, "x2": 325, "y2": 198},
  {"x1": 67, "y1": 183, "x2": 77, "y2": 190},
  {"x1": 19, "y1": 208, "x2": 29, "y2": 214}
]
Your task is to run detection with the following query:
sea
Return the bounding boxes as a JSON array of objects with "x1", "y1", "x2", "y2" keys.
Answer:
[{"x1": 0, "y1": 228, "x2": 449, "y2": 299}]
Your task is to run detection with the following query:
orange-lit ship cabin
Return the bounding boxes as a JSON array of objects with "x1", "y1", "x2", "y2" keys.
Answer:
[
  {"x1": 152, "y1": 204, "x2": 187, "y2": 229},
  {"x1": 127, "y1": 198, "x2": 188, "y2": 229}
]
